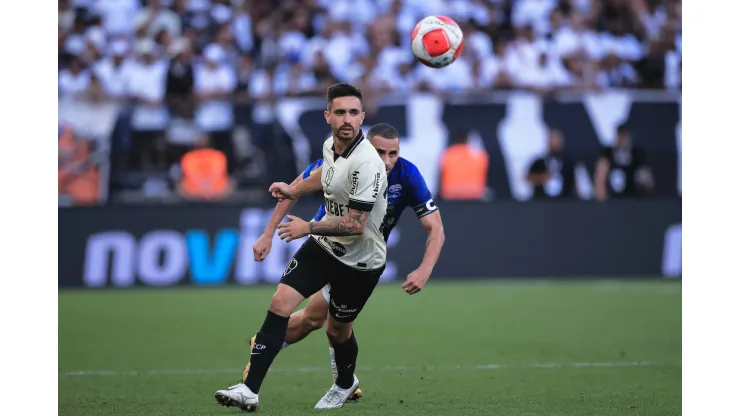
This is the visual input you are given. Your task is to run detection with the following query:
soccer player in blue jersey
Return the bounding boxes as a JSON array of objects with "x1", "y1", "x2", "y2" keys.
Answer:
[{"x1": 242, "y1": 123, "x2": 445, "y2": 400}]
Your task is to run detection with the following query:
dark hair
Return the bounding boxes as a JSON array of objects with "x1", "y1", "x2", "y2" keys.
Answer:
[
  {"x1": 367, "y1": 123, "x2": 399, "y2": 140},
  {"x1": 326, "y1": 83, "x2": 363, "y2": 107},
  {"x1": 617, "y1": 122, "x2": 630, "y2": 134}
]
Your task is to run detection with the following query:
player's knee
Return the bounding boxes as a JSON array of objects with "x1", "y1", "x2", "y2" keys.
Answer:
[
  {"x1": 268, "y1": 293, "x2": 296, "y2": 316},
  {"x1": 268, "y1": 284, "x2": 305, "y2": 316}
]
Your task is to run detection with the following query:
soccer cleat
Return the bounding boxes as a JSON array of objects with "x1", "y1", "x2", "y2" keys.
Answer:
[
  {"x1": 215, "y1": 383, "x2": 259, "y2": 412},
  {"x1": 242, "y1": 335, "x2": 256, "y2": 382},
  {"x1": 329, "y1": 347, "x2": 362, "y2": 401},
  {"x1": 314, "y1": 375, "x2": 360, "y2": 409},
  {"x1": 348, "y1": 387, "x2": 363, "y2": 401}
]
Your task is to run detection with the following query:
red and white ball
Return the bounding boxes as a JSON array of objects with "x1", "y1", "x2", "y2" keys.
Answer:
[{"x1": 411, "y1": 16, "x2": 464, "y2": 68}]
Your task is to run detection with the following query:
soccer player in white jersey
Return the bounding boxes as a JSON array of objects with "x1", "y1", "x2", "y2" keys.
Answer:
[
  {"x1": 215, "y1": 83, "x2": 389, "y2": 411},
  {"x1": 241, "y1": 123, "x2": 446, "y2": 402}
]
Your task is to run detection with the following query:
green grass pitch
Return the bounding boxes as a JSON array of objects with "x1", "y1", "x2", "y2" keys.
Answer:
[{"x1": 59, "y1": 279, "x2": 681, "y2": 415}]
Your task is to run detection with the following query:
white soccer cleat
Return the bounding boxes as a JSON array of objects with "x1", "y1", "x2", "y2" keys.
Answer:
[
  {"x1": 215, "y1": 383, "x2": 259, "y2": 412},
  {"x1": 329, "y1": 348, "x2": 362, "y2": 401},
  {"x1": 314, "y1": 375, "x2": 360, "y2": 409}
]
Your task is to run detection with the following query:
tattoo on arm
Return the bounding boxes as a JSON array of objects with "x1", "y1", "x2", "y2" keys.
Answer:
[{"x1": 308, "y1": 209, "x2": 370, "y2": 236}]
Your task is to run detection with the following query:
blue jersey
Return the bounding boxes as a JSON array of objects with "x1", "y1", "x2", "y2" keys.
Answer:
[{"x1": 302, "y1": 157, "x2": 437, "y2": 242}]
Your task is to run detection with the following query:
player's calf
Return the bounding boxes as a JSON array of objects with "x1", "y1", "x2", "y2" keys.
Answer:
[
  {"x1": 326, "y1": 321, "x2": 358, "y2": 391},
  {"x1": 284, "y1": 306, "x2": 326, "y2": 344},
  {"x1": 242, "y1": 285, "x2": 305, "y2": 395}
]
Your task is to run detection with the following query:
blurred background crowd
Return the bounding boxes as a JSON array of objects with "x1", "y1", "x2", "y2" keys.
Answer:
[{"x1": 58, "y1": 0, "x2": 682, "y2": 206}]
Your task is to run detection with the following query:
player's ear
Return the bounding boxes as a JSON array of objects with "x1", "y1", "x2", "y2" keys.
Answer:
[
  {"x1": 324, "y1": 110, "x2": 330, "y2": 124},
  {"x1": 360, "y1": 112, "x2": 365, "y2": 125}
]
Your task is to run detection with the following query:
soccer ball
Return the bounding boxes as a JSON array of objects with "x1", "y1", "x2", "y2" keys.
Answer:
[{"x1": 411, "y1": 16, "x2": 464, "y2": 68}]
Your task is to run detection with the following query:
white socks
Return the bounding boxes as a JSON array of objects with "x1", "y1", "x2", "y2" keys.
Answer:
[{"x1": 329, "y1": 347, "x2": 338, "y2": 380}]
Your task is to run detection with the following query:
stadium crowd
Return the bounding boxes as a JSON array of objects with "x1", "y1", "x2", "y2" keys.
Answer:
[
  {"x1": 58, "y1": 0, "x2": 681, "y2": 204},
  {"x1": 59, "y1": 0, "x2": 682, "y2": 97}
]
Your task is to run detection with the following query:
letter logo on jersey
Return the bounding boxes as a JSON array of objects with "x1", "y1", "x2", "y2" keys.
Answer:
[
  {"x1": 349, "y1": 171, "x2": 359, "y2": 195},
  {"x1": 330, "y1": 242, "x2": 346, "y2": 257},
  {"x1": 372, "y1": 172, "x2": 381, "y2": 198}
]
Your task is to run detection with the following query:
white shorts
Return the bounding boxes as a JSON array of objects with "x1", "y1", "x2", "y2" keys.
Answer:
[{"x1": 321, "y1": 284, "x2": 331, "y2": 303}]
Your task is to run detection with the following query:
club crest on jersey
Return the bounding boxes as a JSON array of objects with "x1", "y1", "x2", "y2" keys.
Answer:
[
  {"x1": 324, "y1": 167, "x2": 335, "y2": 186},
  {"x1": 324, "y1": 167, "x2": 335, "y2": 195},
  {"x1": 388, "y1": 184, "x2": 403, "y2": 199}
]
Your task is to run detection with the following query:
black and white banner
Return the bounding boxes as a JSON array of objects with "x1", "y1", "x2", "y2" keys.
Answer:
[{"x1": 270, "y1": 91, "x2": 681, "y2": 201}]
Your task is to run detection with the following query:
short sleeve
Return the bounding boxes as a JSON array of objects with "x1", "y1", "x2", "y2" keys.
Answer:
[
  {"x1": 348, "y1": 161, "x2": 385, "y2": 212},
  {"x1": 403, "y1": 162, "x2": 438, "y2": 218},
  {"x1": 302, "y1": 159, "x2": 324, "y2": 180}
]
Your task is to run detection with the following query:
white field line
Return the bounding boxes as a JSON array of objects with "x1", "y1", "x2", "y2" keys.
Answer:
[
  {"x1": 62, "y1": 361, "x2": 679, "y2": 377},
  {"x1": 596, "y1": 281, "x2": 681, "y2": 293}
]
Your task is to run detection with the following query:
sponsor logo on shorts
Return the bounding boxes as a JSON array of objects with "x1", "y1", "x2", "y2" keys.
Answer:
[
  {"x1": 330, "y1": 241, "x2": 346, "y2": 257},
  {"x1": 331, "y1": 300, "x2": 358, "y2": 315},
  {"x1": 282, "y1": 258, "x2": 298, "y2": 276}
]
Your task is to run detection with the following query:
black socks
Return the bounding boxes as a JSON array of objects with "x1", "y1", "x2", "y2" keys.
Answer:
[
  {"x1": 244, "y1": 310, "x2": 289, "y2": 393},
  {"x1": 332, "y1": 331, "x2": 358, "y2": 389}
]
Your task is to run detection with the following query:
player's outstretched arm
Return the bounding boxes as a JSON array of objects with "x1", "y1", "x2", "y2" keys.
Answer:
[
  {"x1": 270, "y1": 167, "x2": 324, "y2": 201},
  {"x1": 254, "y1": 174, "x2": 304, "y2": 261},
  {"x1": 416, "y1": 210, "x2": 445, "y2": 273},
  {"x1": 402, "y1": 210, "x2": 445, "y2": 295},
  {"x1": 308, "y1": 208, "x2": 370, "y2": 237},
  {"x1": 292, "y1": 165, "x2": 323, "y2": 196}
]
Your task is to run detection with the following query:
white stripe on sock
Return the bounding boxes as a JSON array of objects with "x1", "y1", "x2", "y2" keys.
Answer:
[{"x1": 329, "y1": 347, "x2": 338, "y2": 381}]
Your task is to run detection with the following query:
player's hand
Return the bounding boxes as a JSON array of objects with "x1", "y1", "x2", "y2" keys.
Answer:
[
  {"x1": 402, "y1": 268, "x2": 431, "y2": 295},
  {"x1": 269, "y1": 182, "x2": 297, "y2": 201},
  {"x1": 253, "y1": 234, "x2": 273, "y2": 262},
  {"x1": 277, "y1": 215, "x2": 310, "y2": 242}
]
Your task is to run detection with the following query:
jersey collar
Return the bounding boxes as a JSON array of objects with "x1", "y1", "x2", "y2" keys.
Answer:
[{"x1": 331, "y1": 131, "x2": 365, "y2": 159}]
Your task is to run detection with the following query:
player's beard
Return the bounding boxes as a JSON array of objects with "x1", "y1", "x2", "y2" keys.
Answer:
[{"x1": 335, "y1": 125, "x2": 355, "y2": 140}]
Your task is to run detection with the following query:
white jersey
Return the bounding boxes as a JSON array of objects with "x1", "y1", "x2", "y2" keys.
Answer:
[{"x1": 311, "y1": 133, "x2": 389, "y2": 271}]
